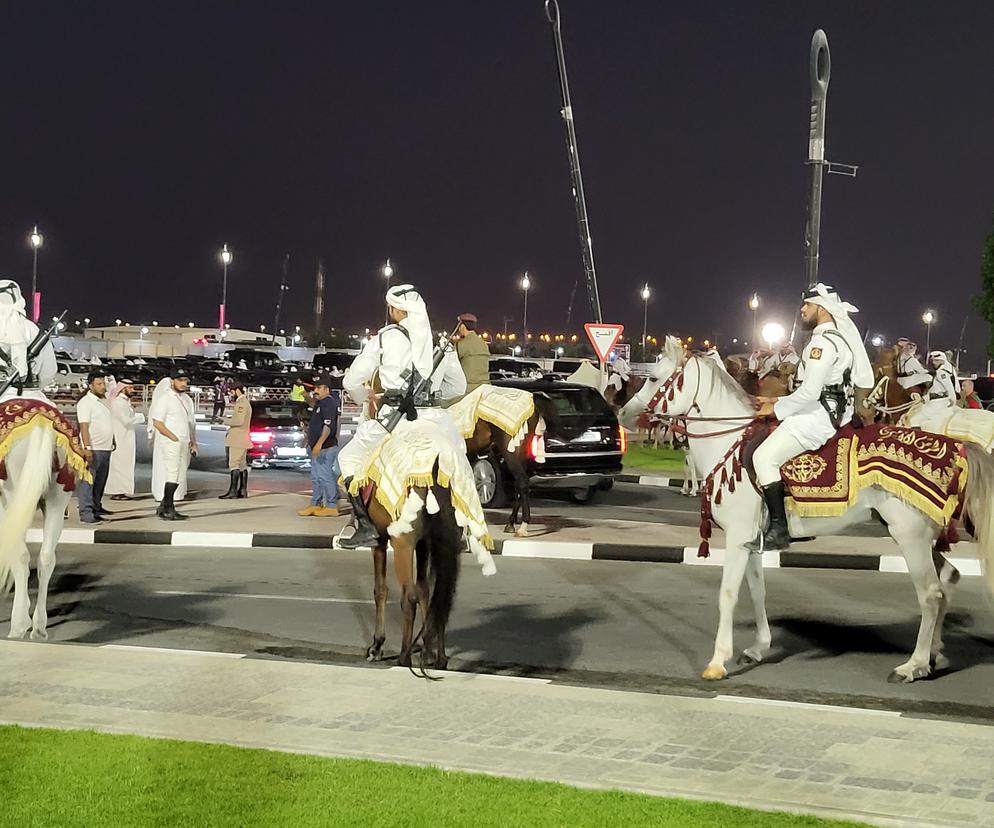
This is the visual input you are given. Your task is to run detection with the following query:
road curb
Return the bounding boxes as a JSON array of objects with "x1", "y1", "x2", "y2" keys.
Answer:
[
  {"x1": 44, "y1": 527, "x2": 983, "y2": 575},
  {"x1": 617, "y1": 473, "x2": 684, "y2": 487}
]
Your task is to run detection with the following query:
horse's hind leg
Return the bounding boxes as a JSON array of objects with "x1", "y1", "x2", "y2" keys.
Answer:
[
  {"x1": 366, "y1": 543, "x2": 388, "y2": 662},
  {"x1": 505, "y1": 451, "x2": 530, "y2": 538},
  {"x1": 31, "y1": 487, "x2": 70, "y2": 641},
  {"x1": 739, "y1": 552, "x2": 772, "y2": 665},
  {"x1": 393, "y1": 539, "x2": 418, "y2": 668},
  {"x1": 930, "y1": 548, "x2": 960, "y2": 672},
  {"x1": 7, "y1": 542, "x2": 31, "y2": 639}
]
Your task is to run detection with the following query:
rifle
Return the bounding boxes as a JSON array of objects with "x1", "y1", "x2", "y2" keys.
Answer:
[
  {"x1": 0, "y1": 310, "x2": 67, "y2": 398},
  {"x1": 381, "y1": 321, "x2": 462, "y2": 433}
]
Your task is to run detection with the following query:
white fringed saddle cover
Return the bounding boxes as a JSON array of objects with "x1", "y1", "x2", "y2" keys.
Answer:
[
  {"x1": 449, "y1": 385, "x2": 541, "y2": 453},
  {"x1": 901, "y1": 401, "x2": 994, "y2": 452},
  {"x1": 347, "y1": 419, "x2": 496, "y2": 574}
]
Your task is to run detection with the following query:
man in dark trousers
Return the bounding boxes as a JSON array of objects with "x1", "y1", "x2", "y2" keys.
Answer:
[{"x1": 211, "y1": 376, "x2": 227, "y2": 423}]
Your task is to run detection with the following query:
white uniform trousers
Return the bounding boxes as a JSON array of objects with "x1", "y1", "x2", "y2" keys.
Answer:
[
  {"x1": 754, "y1": 428, "x2": 807, "y2": 487},
  {"x1": 337, "y1": 407, "x2": 465, "y2": 482},
  {"x1": 159, "y1": 438, "x2": 190, "y2": 485}
]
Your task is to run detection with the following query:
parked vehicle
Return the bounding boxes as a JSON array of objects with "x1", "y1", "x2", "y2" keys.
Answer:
[
  {"x1": 472, "y1": 379, "x2": 624, "y2": 507},
  {"x1": 246, "y1": 399, "x2": 313, "y2": 469}
]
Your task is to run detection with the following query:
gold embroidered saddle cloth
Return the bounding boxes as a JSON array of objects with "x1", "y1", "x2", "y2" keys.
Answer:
[
  {"x1": 780, "y1": 424, "x2": 967, "y2": 525},
  {"x1": 448, "y1": 385, "x2": 536, "y2": 449}
]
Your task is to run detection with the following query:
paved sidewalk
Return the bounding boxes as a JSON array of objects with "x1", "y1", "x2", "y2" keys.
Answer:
[{"x1": 1, "y1": 640, "x2": 992, "y2": 827}]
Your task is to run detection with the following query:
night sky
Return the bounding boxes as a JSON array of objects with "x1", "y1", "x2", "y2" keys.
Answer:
[{"x1": 1, "y1": 2, "x2": 992, "y2": 362}]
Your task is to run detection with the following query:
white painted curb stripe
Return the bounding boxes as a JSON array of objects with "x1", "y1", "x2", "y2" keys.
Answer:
[
  {"x1": 880, "y1": 554, "x2": 983, "y2": 577},
  {"x1": 27, "y1": 527, "x2": 94, "y2": 544},
  {"x1": 713, "y1": 695, "x2": 901, "y2": 717},
  {"x1": 638, "y1": 476, "x2": 674, "y2": 487},
  {"x1": 101, "y1": 644, "x2": 245, "y2": 659},
  {"x1": 171, "y1": 531, "x2": 255, "y2": 548},
  {"x1": 500, "y1": 540, "x2": 593, "y2": 561}
]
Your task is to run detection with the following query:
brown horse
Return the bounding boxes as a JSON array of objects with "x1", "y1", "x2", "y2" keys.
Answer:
[
  {"x1": 465, "y1": 392, "x2": 558, "y2": 537},
  {"x1": 867, "y1": 345, "x2": 925, "y2": 424}
]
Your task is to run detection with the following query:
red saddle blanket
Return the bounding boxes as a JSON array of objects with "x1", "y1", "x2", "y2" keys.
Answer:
[
  {"x1": 0, "y1": 398, "x2": 90, "y2": 491},
  {"x1": 781, "y1": 424, "x2": 967, "y2": 524}
]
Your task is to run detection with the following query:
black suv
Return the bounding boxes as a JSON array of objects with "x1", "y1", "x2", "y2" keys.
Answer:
[
  {"x1": 246, "y1": 399, "x2": 313, "y2": 469},
  {"x1": 473, "y1": 379, "x2": 624, "y2": 507}
]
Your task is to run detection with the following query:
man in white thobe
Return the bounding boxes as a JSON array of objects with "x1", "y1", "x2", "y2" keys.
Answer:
[
  {"x1": 926, "y1": 350, "x2": 959, "y2": 406},
  {"x1": 895, "y1": 338, "x2": 932, "y2": 390},
  {"x1": 337, "y1": 284, "x2": 466, "y2": 548},
  {"x1": 150, "y1": 369, "x2": 198, "y2": 520},
  {"x1": 106, "y1": 379, "x2": 145, "y2": 499},
  {"x1": 751, "y1": 284, "x2": 874, "y2": 551},
  {"x1": 0, "y1": 279, "x2": 57, "y2": 398}
]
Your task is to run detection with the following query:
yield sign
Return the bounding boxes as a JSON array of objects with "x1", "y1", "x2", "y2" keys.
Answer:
[{"x1": 584, "y1": 323, "x2": 624, "y2": 362}]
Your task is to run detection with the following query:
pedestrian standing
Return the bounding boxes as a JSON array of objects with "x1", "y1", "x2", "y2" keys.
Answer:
[
  {"x1": 298, "y1": 374, "x2": 340, "y2": 517},
  {"x1": 220, "y1": 381, "x2": 252, "y2": 499},
  {"x1": 150, "y1": 368, "x2": 198, "y2": 520},
  {"x1": 76, "y1": 371, "x2": 115, "y2": 524},
  {"x1": 106, "y1": 379, "x2": 144, "y2": 500},
  {"x1": 211, "y1": 376, "x2": 226, "y2": 423},
  {"x1": 455, "y1": 313, "x2": 490, "y2": 396},
  {"x1": 290, "y1": 379, "x2": 307, "y2": 402}
]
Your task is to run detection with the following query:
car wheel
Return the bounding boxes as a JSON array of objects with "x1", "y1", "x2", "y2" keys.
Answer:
[
  {"x1": 598, "y1": 479, "x2": 614, "y2": 491},
  {"x1": 569, "y1": 486, "x2": 597, "y2": 505},
  {"x1": 473, "y1": 456, "x2": 508, "y2": 508}
]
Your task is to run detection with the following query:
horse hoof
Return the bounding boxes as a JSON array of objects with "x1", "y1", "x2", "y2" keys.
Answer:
[
  {"x1": 932, "y1": 653, "x2": 950, "y2": 672},
  {"x1": 397, "y1": 652, "x2": 413, "y2": 668},
  {"x1": 503, "y1": 523, "x2": 515, "y2": 535},
  {"x1": 433, "y1": 657, "x2": 449, "y2": 671},
  {"x1": 701, "y1": 664, "x2": 727, "y2": 681},
  {"x1": 514, "y1": 523, "x2": 529, "y2": 538},
  {"x1": 888, "y1": 665, "x2": 931, "y2": 684},
  {"x1": 30, "y1": 628, "x2": 48, "y2": 642}
]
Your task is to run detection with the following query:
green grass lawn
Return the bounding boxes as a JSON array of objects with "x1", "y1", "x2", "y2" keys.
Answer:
[
  {"x1": 1, "y1": 725, "x2": 867, "y2": 827},
  {"x1": 623, "y1": 443, "x2": 686, "y2": 475}
]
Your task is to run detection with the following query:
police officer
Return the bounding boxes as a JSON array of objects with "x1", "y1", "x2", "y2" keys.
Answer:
[
  {"x1": 336, "y1": 284, "x2": 466, "y2": 549},
  {"x1": 895, "y1": 339, "x2": 932, "y2": 390},
  {"x1": 751, "y1": 284, "x2": 873, "y2": 551},
  {"x1": 455, "y1": 313, "x2": 490, "y2": 397},
  {"x1": 926, "y1": 350, "x2": 959, "y2": 405}
]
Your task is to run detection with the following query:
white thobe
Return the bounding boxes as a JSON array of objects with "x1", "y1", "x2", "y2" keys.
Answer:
[
  {"x1": 149, "y1": 389, "x2": 195, "y2": 501},
  {"x1": 106, "y1": 395, "x2": 144, "y2": 496}
]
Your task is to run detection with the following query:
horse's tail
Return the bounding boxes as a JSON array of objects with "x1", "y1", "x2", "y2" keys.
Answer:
[
  {"x1": 961, "y1": 442, "x2": 994, "y2": 597},
  {"x1": 425, "y1": 484, "x2": 461, "y2": 635},
  {"x1": 532, "y1": 392, "x2": 560, "y2": 440},
  {"x1": 0, "y1": 424, "x2": 56, "y2": 593}
]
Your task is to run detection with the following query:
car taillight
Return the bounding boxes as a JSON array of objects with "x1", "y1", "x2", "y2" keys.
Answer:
[
  {"x1": 528, "y1": 435, "x2": 541, "y2": 459},
  {"x1": 618, "y1": 425, "x2": 627, "y2": 454},
  {"x1": 250, "y1": 430, "x2": 273, "y2": 444}
]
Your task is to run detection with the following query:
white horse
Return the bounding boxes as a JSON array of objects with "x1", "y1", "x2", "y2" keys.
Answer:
[
  {"x1": 0, "y1": 421, "x2": 75, "y2": 639},
  {"x1": 619, "y1": 336, "x2": 994, "y2": 683}
]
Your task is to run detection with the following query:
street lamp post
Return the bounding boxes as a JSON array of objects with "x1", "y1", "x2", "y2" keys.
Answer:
[
  {"x1": 139, "y1": 326, "x2": 150, "y2": 357},
  {"x1": 922, "y1": 310, "x2": 935, "y2": 353},
  {"x1": 748, "y1": 293, "x2": 760, "y2": 347},
  {"x1": 520, "y1": 272, "x2": 531, "y2": 346},
  {"x1": 29, "y1": 226, "x2": 43, "y2": 322},
  {"x1": 761, "y1": 321, "x2": 786, "y2": 349},
  {"x1": 219, "y1": 243, "x2": 232, "y2": 331},
  {"x1": 640, "y1": 283, "x2": 651, "y2": 353}
]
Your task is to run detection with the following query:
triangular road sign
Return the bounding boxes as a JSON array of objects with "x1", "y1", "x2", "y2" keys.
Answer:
[{"x1": 584, "y1": 323, "x2": 625, "y2": 362}]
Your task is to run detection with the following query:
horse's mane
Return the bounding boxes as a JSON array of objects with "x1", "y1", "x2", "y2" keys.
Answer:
[{"x1": 693, "y1": 355, "x2": 755, "y2": 411}]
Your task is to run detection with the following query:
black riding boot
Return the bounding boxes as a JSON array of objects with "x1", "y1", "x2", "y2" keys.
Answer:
[
  {"x1": 219, "y1": 470, "x2": 239, "y2": 499},
  {"x1": 236, "y1": 469, "x2": 249, "y2": 499},
  {"x1": 337, "y1": 482, "x2": 380, "y2": 549},
  {"x1": 745, "y1": 481, "x2": 791, "y2": 552},
  {"x1": 158, "y1": 482, "x2": 189, "y2": 521}
]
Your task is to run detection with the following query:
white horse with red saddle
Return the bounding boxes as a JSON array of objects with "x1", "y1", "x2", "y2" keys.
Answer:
[{"x1": 619, "y1": 336, "x2": 994, "y2": 684}]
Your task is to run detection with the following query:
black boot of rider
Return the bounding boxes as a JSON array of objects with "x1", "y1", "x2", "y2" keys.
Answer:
[
  {"x1": 236, "y1": 469, "x2": 249, "y2": 499},
  {"x1": 745, "y1": 481, "x2": 791, "y2": 552},
  {"x1": 219, "y1": 470, "x2": 239, "y2": 499},
  {"x1": 337, "y1": 483, "x2": 380, "y2": 549}
]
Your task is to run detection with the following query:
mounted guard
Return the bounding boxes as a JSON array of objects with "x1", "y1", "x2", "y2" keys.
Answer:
[{"x1": 750, "y1": 283, "x2": 873, "y2": 551}]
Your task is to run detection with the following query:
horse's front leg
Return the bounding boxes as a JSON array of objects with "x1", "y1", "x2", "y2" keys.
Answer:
[
  {"x1": 7, "y1": 543, "x2": 31, "y2": 640},
  {"x1": 393, "y1": 540, "x2": 417, "y2": 667},
  {"x1": 366, "y1": 543, "x2": 388, "y2": 662},
  {"x1": 703, "y1": 543, "x2": 751, "y2": 680},
  {"x1": 740, "y1": 551, "x2": 772, "y2": 665},
  {"x1": 930, "y1": 549, "x2": 959, "y2": 672},
  {"x1": 32, "y1": 488, "x2": 70, "y2": 640}
]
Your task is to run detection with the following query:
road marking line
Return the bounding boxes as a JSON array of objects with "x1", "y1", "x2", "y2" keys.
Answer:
[
  {"x1": 387, "y1": 666, "x2": 551, "y2": 684},
  {"x1": 713, "y1": 694, "x2": 901, "y2": 717},
  {"x1": 500, "y1": 541, "x2": 593, "y2": 560},
  {"x1": 154, "y1": 589, "x2": 373, "y2": 604},
  {"x1": 101, "y1": 644, "x2": 245, "y2": 659},
  {"x1": 171, "y1": 531, "x2": 255, "y2": 547}
]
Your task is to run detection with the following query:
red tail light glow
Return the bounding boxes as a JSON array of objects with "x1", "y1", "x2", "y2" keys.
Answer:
[
  {"x1": 618, "y1": 425, "x2": 627, "y2": 454},
  {"x1": 250, "y1": 430, "x2": 273, "y2": 444},
  {"x1": 528, "y1": 435, "x2": 541, "y2": 460}
]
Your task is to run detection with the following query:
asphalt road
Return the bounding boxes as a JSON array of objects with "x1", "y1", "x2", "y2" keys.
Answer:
[{"x1": 19, "y1": 543, "x2": 994, "y2": 720}]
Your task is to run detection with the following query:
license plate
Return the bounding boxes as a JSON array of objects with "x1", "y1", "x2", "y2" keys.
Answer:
[{"x1": 276, "y1": 447, "x2": 307, "y2": 458}]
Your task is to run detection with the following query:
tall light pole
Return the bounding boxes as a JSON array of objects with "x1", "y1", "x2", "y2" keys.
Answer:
[
  {"x1": 219, "y1": 243, "x2": 232, "y2": 331},
  {"x1": 139, "y1": 325, "x2": 149, "y2": 357},
  {"x1": 29, "y1": 226, "x2": 43, "y2": 322},
  {"x1": 748, "y1": 293, "x2": 760, "y2": 347},
  {"x1": 640, "y1": 283, "x2": 651, "y2": 352},
  {"x1": 520, "y1": 272, "x2": 531, "y2": 345},
  {"x1": 922, "y1": 310, "x2": 935, "y2": 354},
  {"x1": 382, "y1": 259, "x2": 394, "y2": 325}
]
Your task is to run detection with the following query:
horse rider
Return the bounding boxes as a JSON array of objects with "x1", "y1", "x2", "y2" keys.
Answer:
[
  {"x1": 751, "y1": 283, "x2": 874, "y2": 551},
  {"x1": 701, "y1": 346, "x2": 729, "y2": 373},
  {"x1": 336, "y1": 284, "x2": 467, "y2": 549},
  {"x1": 0, "y1": 279, "x2": 57, "y2": 398},
  {"x1": 895, "y1": 338, "x2": 932, "y2": 390},
  {"x1": 454, "y1": 312, "x2": 490, "y2": 396},
  {"x1": 606, "y1": 354, "x2": 631, "y2": 394},
  {"x1": 926, "y1": 350, "x2": 959, "y2": 406}
]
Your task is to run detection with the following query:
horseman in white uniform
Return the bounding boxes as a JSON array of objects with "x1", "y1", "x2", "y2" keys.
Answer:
[
  {"x1": 895, "y1": 338, "x2": 932, "y2": 390},
  {"x1": 606, "y1": 355, "x2": 631, "y2": 394},
  {"x1": 926, "y1": 350, "x2": 959, "y2": 406},
  {"x1": 337, "y1": 284, "x2": 466, "y2": 549},
  {"x1": 751, "y1": 284, "x2": 874, "y2": 551},
  {"x1": 0, "y1": 279, "x2": 57, "y2": 397}
]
